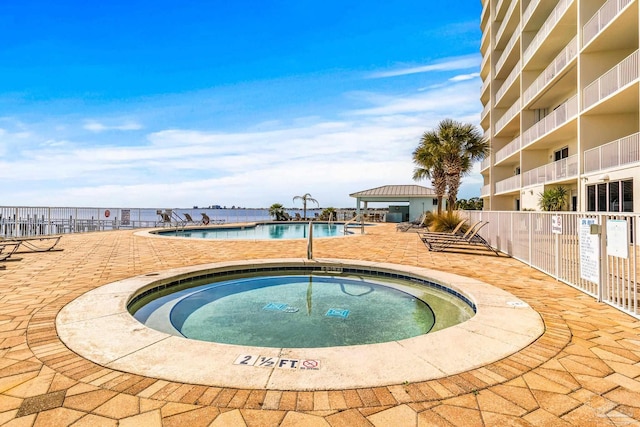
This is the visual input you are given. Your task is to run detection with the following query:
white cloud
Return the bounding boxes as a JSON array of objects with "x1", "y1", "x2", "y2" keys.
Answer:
[
  {"x1": 449, "y1": 72, "x2": 480, "y2": 82},
  {"x1": 84, "y1": 120, "x2": 143, "y2": 132},
  {"x1": 368, "y1": 54, "x2": 481, "y2": 79}
]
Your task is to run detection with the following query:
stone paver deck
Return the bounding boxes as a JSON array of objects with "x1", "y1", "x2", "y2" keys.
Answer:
[{"x1": 1, "y1": 223, "x2": 639, "y2": 426}]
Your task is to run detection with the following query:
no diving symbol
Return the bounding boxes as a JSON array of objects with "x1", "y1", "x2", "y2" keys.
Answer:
[{"x1": 301, "y1": 359, "x2": 320, "y2": 370}]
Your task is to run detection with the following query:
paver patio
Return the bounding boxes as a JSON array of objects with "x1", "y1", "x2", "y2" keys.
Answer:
[{"x1": 1, "y1": 223, "x2": 639, "y2": 426}]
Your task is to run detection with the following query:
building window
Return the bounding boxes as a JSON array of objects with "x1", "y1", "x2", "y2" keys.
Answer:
[
  {"x1": 586, "y1": 179, "x2": 633, "y2": 212},
  {"x1": 554, "y1": 147, "x2": 569, "y2": 161}
]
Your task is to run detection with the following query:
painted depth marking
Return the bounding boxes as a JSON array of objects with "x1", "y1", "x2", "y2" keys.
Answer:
[{"x1": 234, "y1": 354, "x2": 321, "y2": 370}]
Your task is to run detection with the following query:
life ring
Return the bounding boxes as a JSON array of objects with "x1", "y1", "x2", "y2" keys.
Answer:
[{"x1": 104, "y1": 209, "x2": 111, "y2": 218}]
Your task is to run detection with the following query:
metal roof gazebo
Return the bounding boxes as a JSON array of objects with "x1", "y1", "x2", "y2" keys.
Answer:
[{"x1": 349, "y1": 185, "x2": 439, "y2": 223}]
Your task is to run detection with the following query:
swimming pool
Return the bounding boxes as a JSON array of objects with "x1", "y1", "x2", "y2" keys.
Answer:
[
  {"x1": 155, "y1": 222, "x2": 347, "y2": 239},
  {"x1": 129, "y1": 272, "x2": 474, "y2": 348}
]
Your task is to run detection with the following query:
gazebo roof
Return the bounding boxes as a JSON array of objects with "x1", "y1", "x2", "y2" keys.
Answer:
[{"x1": 349, "y1": 185, "x2": 437, "y2": 198}]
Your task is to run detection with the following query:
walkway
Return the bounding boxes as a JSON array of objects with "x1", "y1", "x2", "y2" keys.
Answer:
[{"x1": 0, "y1": 224, "x2": 639, "y2": 426}]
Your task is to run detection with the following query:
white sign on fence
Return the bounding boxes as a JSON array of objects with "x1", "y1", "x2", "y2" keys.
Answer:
[
  {"x1": 606, "y1": 219, "x2": 628, "y2": 259},
  {"x1": 552, "y1": 215, "x2": 562, "y2": 234},
  {"x1": 579, "y1": 218, "x2": 600, "y2": 284}
]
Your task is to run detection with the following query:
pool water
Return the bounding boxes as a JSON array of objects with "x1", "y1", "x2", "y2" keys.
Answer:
[
  {"x1": 158, "y1": 222, "x2": 346, "y2": 239},
  {"x1": 130, "y1": 274, "x2": 474, "y2": 348}
]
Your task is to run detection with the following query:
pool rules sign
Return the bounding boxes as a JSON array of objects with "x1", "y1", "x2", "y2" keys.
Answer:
[{"x1": 579, "y1": 218, "x2": 599, "y2": 284}]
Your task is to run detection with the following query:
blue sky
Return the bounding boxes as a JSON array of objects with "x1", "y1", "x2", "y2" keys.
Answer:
[{"x1": 1, "y1": 1, "x2": 484, "y2": 208}]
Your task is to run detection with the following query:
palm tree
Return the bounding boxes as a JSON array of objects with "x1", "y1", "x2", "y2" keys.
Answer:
[
  {"x1": 413, "y1": 143, "x2": 447, "y2": 215},
  {"x1": 293, "y1": 193, "x2": 319, "y2": 220},
  {"x1": 268, "y1": 203, "x2": 286, "y2": 221},
  {"x1": 538, "y1": 186, "x2": 568, "y2": 211},
  {"x1": 415, "y1": 119, "x2": 489, "y2": 213}
]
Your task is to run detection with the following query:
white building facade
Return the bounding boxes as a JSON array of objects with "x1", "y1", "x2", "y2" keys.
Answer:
[{"x1": 480, "y1": 0, "x2": 639, "y2": 212}]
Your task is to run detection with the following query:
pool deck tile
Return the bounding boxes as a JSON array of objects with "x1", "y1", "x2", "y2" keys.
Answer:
[{"x1": 0, "y1": 224, "x2": 639, "y2": 424}]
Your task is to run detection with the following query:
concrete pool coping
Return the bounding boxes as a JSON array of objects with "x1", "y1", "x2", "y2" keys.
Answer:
[{"x1": 55, "y1": 258, "x2": 544, "y2": 391}]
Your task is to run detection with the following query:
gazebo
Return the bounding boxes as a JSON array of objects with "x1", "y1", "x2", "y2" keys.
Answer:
[{"x1": 349, "y1": 185, "x2": 439, "y2": 223}]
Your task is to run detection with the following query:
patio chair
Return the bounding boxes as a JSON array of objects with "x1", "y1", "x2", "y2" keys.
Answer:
[
  {"x1": 201, "y1": 213, "x2": 211, "y2": 225},
  {"x1": 183, "y1": 213, "x2": 199, "y2": 226},
  {"x1": 1, "y1": 235, "x2": 62, "y2": 253},
  {"x1": 0, "y1": 241, "x2": 22, "y2": 262},
  {"x1": 420, "y1": 218, "x2": 469, "y2": 240},
  {"x1": 423, "y1": 221, "x2": 500, "y2": 255},
  {"x1": 396, "y1": 212, "x2": 427, "y2": 232}
]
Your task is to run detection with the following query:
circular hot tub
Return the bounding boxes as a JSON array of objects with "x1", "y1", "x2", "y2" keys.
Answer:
[{"x1": 56, "y1": 259, "x2": 544, "y2": 390}]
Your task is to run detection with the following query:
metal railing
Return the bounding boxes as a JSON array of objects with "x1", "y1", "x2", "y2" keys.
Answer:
[
  {"x1": 584, "y1": 132, "x2": 640, "y2": 174},
  {"x1": 523, "y1": 37, "x2": 577, "y2": 105},
  {"x1": 523, "y1": 0, "x2": 541, "y2": 27},
  {"x1": 495, "y1": 175, "x2": 521, "y2": 194},
  {"x1": 495, "y1": 97, "x2": 521, "y2": 133},
  {"x1": 583, "y1": 0, "x2": 634, "y2": 46},
  {"x1": 522, "y1": 154, "x2": 579, "y2": 187},
  {"x1": 495, "y1": 25, "x2": 520, "y2": 75},
  {"x1": 465, "y1": 210, "x2": 639, "y2": 319},
  {"x1": 495, "y1": 0, "x2": 518, "y2": 47},
  {"x1": 495, "y1": 60, "x2": 521, "y2": 105},
  {"x1": 523, "y1": 0, "x2": 574, "y2": 65},
  {"x1": 495, "y1": 135, "x2": 522, "y2": 164},
  {"x1": 522, "y1": 94, "x2": 578, "y2": 147},
  {"x1": 583, "y1": 50, "x2": 639, "y2": 110}
]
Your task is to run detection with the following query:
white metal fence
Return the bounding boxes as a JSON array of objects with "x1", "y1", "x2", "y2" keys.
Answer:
[{"x1": 466, "y1": 210, "x2": 639, "y2": 319}]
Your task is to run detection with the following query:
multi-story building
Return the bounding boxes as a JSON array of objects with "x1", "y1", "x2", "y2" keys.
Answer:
[{"x1": 479, "y1": 0, "x2": 638, "y2": 212}]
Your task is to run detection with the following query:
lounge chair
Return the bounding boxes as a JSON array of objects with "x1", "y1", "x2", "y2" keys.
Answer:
[
  {"x1": 1, "y1": 235, "x2": 62, "y2": 253},
  {"x1": 420, "y1": 219, "x2": 469, "y2": 240},
  {"x1": 396, "y1": 212, "x2": 428, "y2": 232},
  {"x1": 0, "y1": 241, "x2": 22, "y2": 262},
  {"x1": 201, "y1": 213, "x2": 211, "y2": 225},
  {"x1": 423, "y1": 221, "x2": 500, "y2": 255},
  {"x1": 183, "y1": 213, "x2": 199, "y2": 226}
]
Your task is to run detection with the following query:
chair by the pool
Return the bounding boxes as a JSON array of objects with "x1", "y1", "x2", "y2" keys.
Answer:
[
  {"x1": 0, "y1": 241, "x2": 22, "y2": 263},
  {"x1": 183, "y1": 213, "x2": 199, "y2": 226},
  {"x1": 396, "y1": 212, "x2": 428, "y2": 232},
  {"x1": 423, "y1": 221, "x2": 499, "y2": 255},
  {"x1": 1, "y1": 235, "x2": 62, "y2": 253},
  {"x1": 201, "y1": 213, "x2": 211, "y2": 225},
  {"x1": 420, "y1": 218, "x2": 469, "y2": 239}
]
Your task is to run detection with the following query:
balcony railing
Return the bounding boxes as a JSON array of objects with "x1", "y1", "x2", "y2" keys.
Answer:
[
  {"x1": 495, "y1": 0, "x2": 519, "y2": 46},
  {"x1": 481, "y1": 184, "x2": 491, "y2": 197},
  {"x1": 522, "y1": 95, "x2": 578, "y2": 147},
  {"x1": 495, "y1": 97, "x2": 521, "y2": 133},
  {"x1": 480, "y1": 157, "x2": 491, "y2": 172},
  {"x1": 583, "y1": 0, "x2": 634, "y2": 46},
  {"x1": 584, "y1": 132, "x2": 640, "y2": 173},
  {"x1": 583, "y1": 50, "x2": 639, "y2": 110},
  {"x1": 495, "y1": 175, "x2": 521, "y2": 194},
  {"x1": 481, "y1": 103, "x2": 490, "y2": 121},
  {"x1": 522, "y1": 154, "x2": 578, "y2": 187},
  {"x1": 495, "y1": 24, "x2": 520, "y2": 74},
  {"x1": 495, "y1": 135, "x2": 522, "y2": 164},
  {"x1": 496, "y1": 60, "x2": 521, "y2": 105},
  {"x1": 481, "y1": 76, "x2": 490, "y2": 96},
  {"x1": 523, "y1": 37, "x2": 577, "y2": 105},
  {"x1": 523, "y1": 0, "x2": 574, "y2": 65},
  {"x1": 523, "y1": 0, "x2": 541, "y2": 27}
]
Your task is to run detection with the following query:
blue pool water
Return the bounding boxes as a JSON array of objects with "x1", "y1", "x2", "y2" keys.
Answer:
[
  {"x1": 157, "y1": 222, "x2": 346, "y2": 239},
  {"x1": 130, "y1": 273, "x2": 474, "y2": 348}
]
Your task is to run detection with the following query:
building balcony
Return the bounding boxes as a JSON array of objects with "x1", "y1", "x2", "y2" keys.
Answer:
[
  {"x1": 495, "y1": 0, "x2": 519, "y2": 49},
  {"x1": 523, "y1": 37, "x2": 577, "y2": 106},
  {"x1": 522, "y1": 95, "x2": 578, "y2": 147},
  {"x1": 583, "y1": 0, "x2": 634, "y2": 47},
  {"x1": 583, "y1": 50, "x2": 638, "y2": 111},
  {"x1": 495, "y1": 135, "x2": 522, "y2": 164},
  {"x1": 495, "y1": 175, "x2": 521, "y2": 195},
  {"x1": 495, "y1": 26, "x2": 520, "y2": 77},
  {"x1": 480, "y1": 157, "x2": 491, "y2": 172},
  {"x1": 523, "y1": 0, "x2": 574, "y2": 66},
  {"x1": 495, "y1": 60, "x2": 521, "y2": 107},
  {"x1": 522, "y1": 0, "x2": 541, "y2": 28},
  {"x1": 481, "y1": 184, "x2": 491, "y2": 197},
  {"x1": 481, "y1": 0, "x2": 490, "y2": 27},
  {"x1": 584, "y1": 132, "x2": 640, "y2": 174},
  {"x1": 495, "y1": 97, "x2": 521, "y2": 135},
  {"x1": 522, "y1": 154, "x2": 578, "y2": 187}
]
